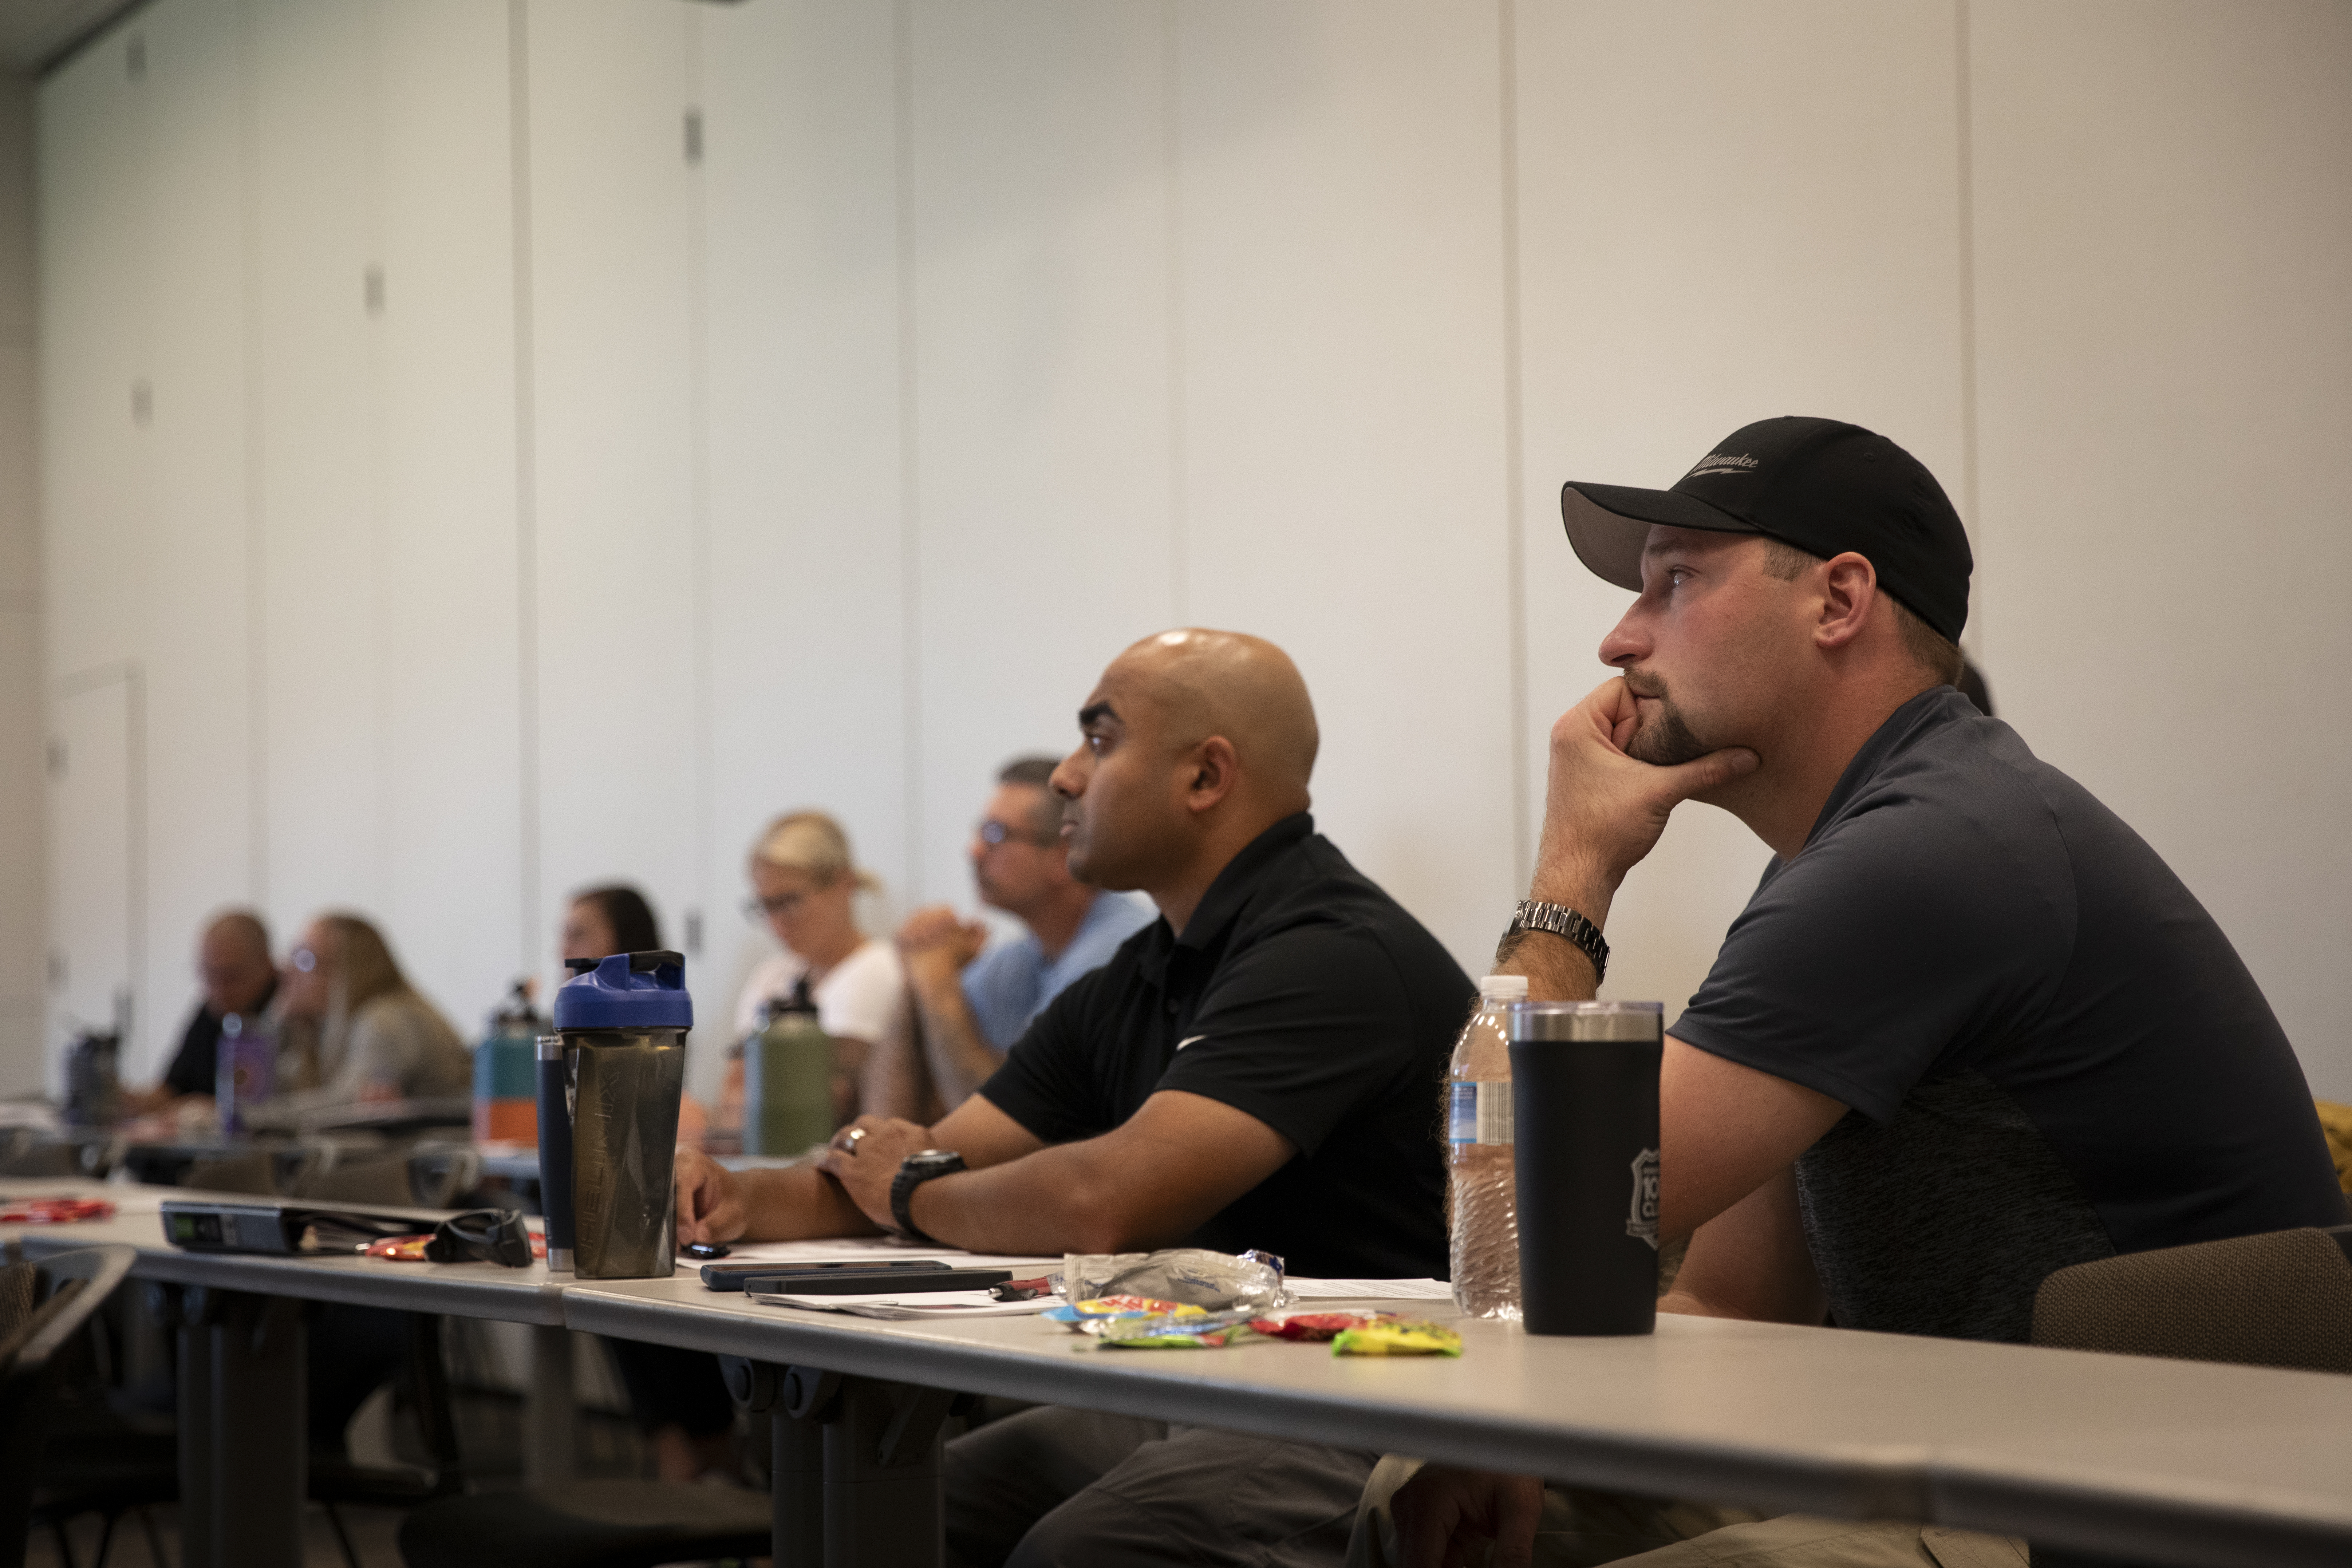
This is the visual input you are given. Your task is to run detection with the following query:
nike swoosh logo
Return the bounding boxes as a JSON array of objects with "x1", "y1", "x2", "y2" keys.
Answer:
[{"x1": 1175, "y1": 1035, "x2": 1207, "y2": 1051}]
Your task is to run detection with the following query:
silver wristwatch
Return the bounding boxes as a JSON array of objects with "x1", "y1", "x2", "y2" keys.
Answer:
[{"x1": 1509, "y1": 900, "x2": 1609, "y2": 984}]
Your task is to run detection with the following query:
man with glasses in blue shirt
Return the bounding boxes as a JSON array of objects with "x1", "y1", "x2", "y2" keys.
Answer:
[{"x1": 895, "y1": 757, "x2": 1154, "y2": 1109}]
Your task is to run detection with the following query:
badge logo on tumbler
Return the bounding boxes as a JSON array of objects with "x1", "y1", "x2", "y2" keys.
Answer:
[{"x1": 1626, "y1": 1147, "x2": 1661, "y2": 1249}]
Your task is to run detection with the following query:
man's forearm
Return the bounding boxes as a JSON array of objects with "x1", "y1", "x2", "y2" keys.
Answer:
[
  {"x1": 907, "y1": 1137, "x2": 1185, "y2": 1256},
  {"x1": 735, "y1": 1163, "x2": 885, "y2": 1242},
  {"x1": 1494, "y1": 928, "x2": 1600, "y2": 1002},
  {"x1": 909, "y1": 976, "x2": 1006, "y2": 1107}
]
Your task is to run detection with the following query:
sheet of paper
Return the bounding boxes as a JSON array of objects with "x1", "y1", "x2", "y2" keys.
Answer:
[
  {"x1": 1284, "y1": 1277, "x2": 1454, "y2": 1301},
  {"x1": 750, "y1": 1288, "x2": 1055, "y2": 1320},
  {"x1": 710, "y1": 1238, "x2": 1059, "y2": 1270}
]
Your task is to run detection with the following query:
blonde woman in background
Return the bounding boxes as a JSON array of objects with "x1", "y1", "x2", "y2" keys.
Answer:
[
  {"x1": 269, "y1": 912, "x2": 470, "y2": 1113},
  {"x1": 726, "y1": 810, "x2": 915, "y2": 1128}
]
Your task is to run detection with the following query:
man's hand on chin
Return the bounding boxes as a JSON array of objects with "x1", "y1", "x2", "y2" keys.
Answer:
[
  {"x1": 815, "y1": 1115, "x2": 937, "y2": 1231},
  {"x1": 1531, "y1": 677, "x2": 1759, "y2": 916}
]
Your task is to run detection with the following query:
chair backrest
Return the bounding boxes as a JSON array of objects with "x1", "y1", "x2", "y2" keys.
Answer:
[
  {"x1": 184, "y1": 1141, "x2": 336, "y2": 1197},
  {"x1": 2030, "y1": 1225, "x2": 2352, "y2": 1375},
  {"x1": 299, "y1": 1144, "x2": 480, "y2": 1207},
  {"x1": 0, "y1": 1245, "x2": 137, "y2": 1568},
  {"x1": 0, "y1": 1134, "x2": 125, "y2": 1180}
]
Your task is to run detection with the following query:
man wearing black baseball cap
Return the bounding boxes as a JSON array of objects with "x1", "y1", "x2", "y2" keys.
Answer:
[{"x1": 1362, "y1": 418, "x2": 2347, "y2": 1568}]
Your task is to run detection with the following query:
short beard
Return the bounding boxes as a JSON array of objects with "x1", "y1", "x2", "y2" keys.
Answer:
[{"x1": 1624, "y1": 683, "x2": 1711, "y2": 768}]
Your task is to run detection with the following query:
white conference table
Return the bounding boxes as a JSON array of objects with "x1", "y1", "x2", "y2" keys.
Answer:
[
  {"x1": 1, "y1": 1179, "x2": 580, "y2": 1568},
  {"x1": 566, "y1": 1271, "x2": 2352, "y2": 1568}
]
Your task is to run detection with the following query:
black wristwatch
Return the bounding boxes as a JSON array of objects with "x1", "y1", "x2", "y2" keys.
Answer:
[
  {"x1": 1508, "y1": 899, "x2": 1609, "y2": 984},
  {"x1": 889, "y1": 1149, "x2": 966, "y2": 1244}
]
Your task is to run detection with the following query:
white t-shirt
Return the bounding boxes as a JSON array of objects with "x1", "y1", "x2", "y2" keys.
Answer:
[{"x1": 733, "y1": 938, "x2": 908, "y2": 1046}]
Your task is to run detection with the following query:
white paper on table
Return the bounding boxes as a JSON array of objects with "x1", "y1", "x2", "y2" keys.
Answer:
[
  {"x1": 749, "y1": 1288, "x2": 1056, "y2": 1320},
  {"x1": 1283, "y1": 1277, "x2": 1454, "y2": 1301},
  {"x1": 712, "y1": 1237, "x2": 1059, "y2": 1271}
]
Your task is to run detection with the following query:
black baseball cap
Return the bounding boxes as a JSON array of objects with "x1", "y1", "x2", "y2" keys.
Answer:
[{"x1": 1559, "y1": 416, "x2": 1972, "y2": 643}]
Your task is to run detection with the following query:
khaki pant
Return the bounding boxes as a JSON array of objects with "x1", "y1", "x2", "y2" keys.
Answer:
[{"x1": 1347, "y1": 1457, "x2": 2028, "y2": 1568}]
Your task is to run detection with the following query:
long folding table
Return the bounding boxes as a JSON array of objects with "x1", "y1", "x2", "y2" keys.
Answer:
[
  {"x1": 565, "y1": 1270, "x2": 2352, "y2": 1568},
  {"x1": 15, "y1": 1179, "x2": 2352, "y2": 1568},
  {"x1": 1, "y1": 1178, "x2": 578, "y2": 1568}
]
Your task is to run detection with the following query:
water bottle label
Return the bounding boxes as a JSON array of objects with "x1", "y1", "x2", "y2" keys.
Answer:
[{"x1": 1447, "y1": 1082, "x2": 1513, "y2": 1145}]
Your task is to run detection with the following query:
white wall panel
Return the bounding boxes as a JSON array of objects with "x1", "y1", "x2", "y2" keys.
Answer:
[
  {"x1": 138, "y1": 0, "x2": 254, "y2": 1073},
  {"x1": 1177, "y1": 0, "x2": 1515, "y2": 975},
  {"x1": 1512, "y1": 0, "x2": 1967, "y2": 1014},
  {"x1": 368, "y1": 0, "x2": 528, "y2": 1029},
  {"x1": 697, "y1": 0, "x2": 907, "y2": 1084},
  {"x1": 1970, "y1": 0, "x2": 2352, "y2": 1097},
  {"x1": 37, "y1": 25, "x2": 147, "y2": 688},
  {"x1": 252, "y1": 0, "x2": 382, "y2": 953},
  {"x1": 0, "y1": 70, "x2": 42, "y2": 1087},
  {"x1": 907, "y1": 0, "x2": 1176, "y2": 912},
  {"x1": 525, "y1": 0, "x2": 701, "y2": 1018},
  {"x1": 38, "y1": 24, "x2": 149, "y2": 1082}
]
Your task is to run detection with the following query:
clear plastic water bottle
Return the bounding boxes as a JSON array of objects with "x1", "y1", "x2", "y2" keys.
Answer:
[{"x1": 1448, "y1": 973, "x2": 1527, "y2": 1318}]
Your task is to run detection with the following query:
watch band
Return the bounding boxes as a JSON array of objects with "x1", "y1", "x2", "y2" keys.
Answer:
[
  {"x1": 1509, "y1": 899, "x2": 1609, "y2": 984},
  {"x1": 888, "y1": 1151, "x2": 964, "y2": 1244}
]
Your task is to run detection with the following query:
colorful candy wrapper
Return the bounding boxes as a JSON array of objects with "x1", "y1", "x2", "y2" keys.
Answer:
[
  {"x1": 1331, "y1": 1318, "x2": 1463, "y2": 1357},
  {"x1": 1248, "y1": 1312, "x2": 1380, "y2": 1342},
  {"x1": 1042, "y1": 1296, "x2": 1205, "y2": 1331},
  {"x1": 1092, "y1": 1310, "x2": 1259, "y2": 1349}
]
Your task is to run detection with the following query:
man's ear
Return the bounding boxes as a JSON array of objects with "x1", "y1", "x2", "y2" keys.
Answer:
[
  {"x1": 1184, "y1": 736, "x2": 1240, "y2": 815},
  {"x1": 1814, "y1": 552, "x2": 1878, "y2": 653}
]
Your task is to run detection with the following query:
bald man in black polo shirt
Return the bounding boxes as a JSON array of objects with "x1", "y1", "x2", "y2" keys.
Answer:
[{"x1": 675, "y1": 628, "x2": 1472, "y2": 1567}]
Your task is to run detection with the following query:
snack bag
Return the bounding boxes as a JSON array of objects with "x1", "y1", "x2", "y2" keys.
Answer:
[
  {"x1": 1331, "y1": 1319, "x2": 1463, "y2": 1357},
  {"x1": 1061, "y1": 1248, "x2": 1287, "y2": 1312},
  {"x1": 1249, "y1": 1312, "x2": 1378, "y2": 1342}
]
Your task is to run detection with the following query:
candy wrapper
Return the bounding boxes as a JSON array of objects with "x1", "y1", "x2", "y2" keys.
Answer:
[
  {"x1": 1331, "y1": 1318, "x2": 1462, "y2": 1357},
  {"x1": 1060, "y1": 1248, "x2": 1287, "y2": 1313},
  {"x1": 1092, "y1": 1310, "x2": 1260, "y2": 1349},
  {"x1": 1041, "y1": 1296, "x2": 1206, "y2": 1331},
  {"x1": 1248, "y1": 1312, "x2": 1380, "y2": 1343}
]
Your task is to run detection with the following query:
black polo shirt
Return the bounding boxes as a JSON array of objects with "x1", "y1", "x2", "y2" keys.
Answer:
[
  {"x1": 161, "y1": 976, "x2": 280, "y2": 1098},
  {"x1": 979, "y1": 813, "x2": 1471, "y2": 1279}
]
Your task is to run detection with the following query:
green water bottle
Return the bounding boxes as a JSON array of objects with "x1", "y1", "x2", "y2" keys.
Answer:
[{"x1": 742, "y1": 980, "x2": 835, "y2": 1157}]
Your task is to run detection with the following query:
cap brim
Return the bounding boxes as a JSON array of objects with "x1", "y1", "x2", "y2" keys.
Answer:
[{"x1": 1559, "y1": 482, "x2": 1757, "y2": 591}]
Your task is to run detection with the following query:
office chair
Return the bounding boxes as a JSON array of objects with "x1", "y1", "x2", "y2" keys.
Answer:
[
  {"x1": 2027, "y1": 1224, "x2": 2352, "y2": 1568},
  {"x1": 0, "y1": 1244, "x2": 138, "y2": 1568},
  {"x1": 2030, "y1": 1223, "x2": 2352, "y2": 1374}
]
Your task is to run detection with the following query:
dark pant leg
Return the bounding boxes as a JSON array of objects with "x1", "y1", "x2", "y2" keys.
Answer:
[
  {"x1": 601, "y1": 1337, "x2": 738, "y2": 1437},
  {"x1": 1010, "y1": 1424, "x2": 1378, "y2": 1568},
  {"x1": 945, "y1": 1405, "x2": 1168, "y2": 1568},
  {"x1": 305, "y1": 1303, "x2": 409, "y2": 1455}
]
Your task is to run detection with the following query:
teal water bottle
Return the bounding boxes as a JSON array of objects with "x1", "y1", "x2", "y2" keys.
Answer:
[{"x1": 473, "y1": 981, "x2": 546, "y2": 1144}]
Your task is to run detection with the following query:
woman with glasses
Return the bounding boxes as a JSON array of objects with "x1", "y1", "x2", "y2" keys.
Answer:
[
  {"x1": 266, "y1": 912, "x2": 469, "y2": 1114},
  {"x1": 722, "y1": 811, "x2": 915, "y2": 1132}
]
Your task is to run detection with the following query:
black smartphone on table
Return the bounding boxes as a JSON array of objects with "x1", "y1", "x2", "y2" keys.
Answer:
[{"x1": 698, "y1": 1257, "x2": 951, "y2": 1292}]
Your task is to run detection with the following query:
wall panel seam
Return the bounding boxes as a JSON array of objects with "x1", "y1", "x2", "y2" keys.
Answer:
[
  {"x1": 508, "y1": 0, "x2": 540, "y2": 979},
  {"x1": 1499, "y1": 0, "x2": 1530, "y2": 893},
  {"x1": 895, "y1": 0, "x2": 921, "y2": 900}
]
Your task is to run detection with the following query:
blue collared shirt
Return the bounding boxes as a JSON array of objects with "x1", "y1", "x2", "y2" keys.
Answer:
[{"x1": 960, "y1": 891, "x2": 1156, "y2": 1053}]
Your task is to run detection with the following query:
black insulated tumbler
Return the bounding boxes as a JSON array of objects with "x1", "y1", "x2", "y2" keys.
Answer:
[{"x1": 1508, "y1": 1000, "x2": 1664, "y2": 1335}]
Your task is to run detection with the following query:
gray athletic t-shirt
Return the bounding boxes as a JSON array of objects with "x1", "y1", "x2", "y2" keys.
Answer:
[{"x1": 1672, "y1": 686, "x2": 2348, "y2": 1343}]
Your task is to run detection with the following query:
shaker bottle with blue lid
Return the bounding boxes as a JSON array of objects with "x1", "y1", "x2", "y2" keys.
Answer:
[{"x1": 538, "y1": 951, "x2": 692, "y2": 1279}]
